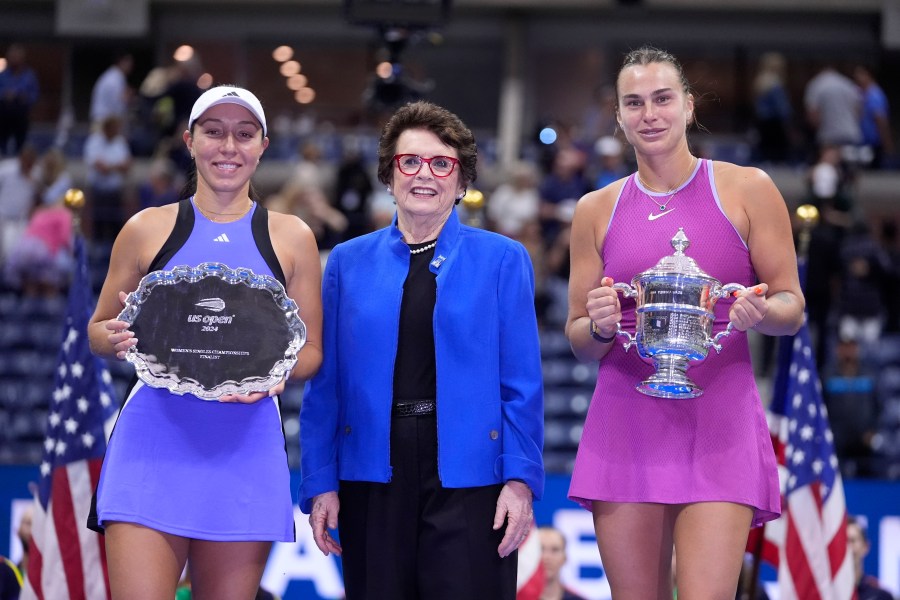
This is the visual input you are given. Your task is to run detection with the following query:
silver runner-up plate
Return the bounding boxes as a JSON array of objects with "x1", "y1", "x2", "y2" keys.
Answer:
[{"x1": 118, "y1": 263, "x2": 307, "y2": 400}]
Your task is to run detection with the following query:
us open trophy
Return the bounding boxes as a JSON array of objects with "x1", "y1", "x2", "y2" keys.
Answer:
[
  {"x1": 118, "y1": 263, "x2": 307, "y2": 400},
  {"x1": 611, "y1": 228, "x2": 750, "y2": 399}
]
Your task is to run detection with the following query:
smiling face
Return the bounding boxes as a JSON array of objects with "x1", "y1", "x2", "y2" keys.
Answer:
[
  {"x1": 184, "y1": 102, "x2": 268, "y2": 200},
  {"x1": 391, "y1": 128, "x2": 465, "y2": 225},
  {"x1": 616, "y1": 61, "x2": 693, "y2": 157}
]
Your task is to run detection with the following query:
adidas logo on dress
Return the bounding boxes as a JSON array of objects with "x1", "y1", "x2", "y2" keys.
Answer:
[{"x1": 213, "y1": 234, "x2": 230, "y2": 242}]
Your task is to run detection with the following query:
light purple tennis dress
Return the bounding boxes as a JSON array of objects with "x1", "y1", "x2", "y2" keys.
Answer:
[
  {"x1": 94, "y1": 201, "x2": 295, "y2": 541},
  {"x1": 568, "y1": 159, "x2": 781, "y2": 527}
]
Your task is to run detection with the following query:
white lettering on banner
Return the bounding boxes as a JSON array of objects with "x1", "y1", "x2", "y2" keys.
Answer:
[
  {"x1": 553, "y1": 509, "x2": 612, "y2": 599},
  {"x1": 880, "y1": 516, "x2": 900, "y2": 597},
  {"x1": 260, "y1": 507, "x2": 345, "y2": 598}
]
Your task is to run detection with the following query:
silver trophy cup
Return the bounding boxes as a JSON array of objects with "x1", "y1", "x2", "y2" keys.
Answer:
[{"x1": 611, "y1": 228, "x2": 748, "y2": 399}]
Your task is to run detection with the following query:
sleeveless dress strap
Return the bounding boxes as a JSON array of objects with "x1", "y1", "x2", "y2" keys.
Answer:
[
  {"x1": 148, "y1": 198, "x2": 195, "y2": 273},
  {"x1": 250, "y1": 204, "x2": 286, "y2": 287}
]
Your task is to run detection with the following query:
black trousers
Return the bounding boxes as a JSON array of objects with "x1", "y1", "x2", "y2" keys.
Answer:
[
  {"x1": 0, "y1": 103, "x2": 29, "y2": 156},
  {"x1": 338, "y1": 414, "x2": 517, "y2": 600}
]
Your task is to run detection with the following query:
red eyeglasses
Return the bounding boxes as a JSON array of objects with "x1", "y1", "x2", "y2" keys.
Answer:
[{"x1": 393, "y1": 154, "x2": 460, "y2": 178}]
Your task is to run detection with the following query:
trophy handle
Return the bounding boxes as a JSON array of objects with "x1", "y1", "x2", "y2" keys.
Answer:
[
  {"x1": 613, "y1": 322, "x2": 635, "y2": 351},
  {"x1": 702, "y1": 283, "x2": 745, "y2": 353},
  {"x1": 612, "y1": 282, "x2": 637, "y2": 298},
  {"x1": 718, "y1": 282, "x2": 748, "y2": 298},
  {"x1": 707, "y1": 322, "x2": 734, "y2": 354},
  {"x1": 611, "y1": 282, "x2": 637, "y2": 351},
  {"x1": 706, "y1": 282, "x2": 753, "y2": 353}
]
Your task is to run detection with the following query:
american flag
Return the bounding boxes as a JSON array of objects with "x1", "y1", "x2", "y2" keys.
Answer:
[
  {"x1": 21, "y1": 235, "x2": 117, "y2": 600},
  {"x1": 754, "y1": 321, "x2": 855, "y2": 600}
]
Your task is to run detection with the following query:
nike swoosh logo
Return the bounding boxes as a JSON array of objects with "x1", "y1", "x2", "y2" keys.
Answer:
[{"x1": 648, "y1": 208, "x2": 676, "y2": 220}]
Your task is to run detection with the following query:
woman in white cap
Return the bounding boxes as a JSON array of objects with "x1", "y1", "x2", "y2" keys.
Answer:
[{"x1": 87, "y1": 85, "x2": 323, "y2": 599}]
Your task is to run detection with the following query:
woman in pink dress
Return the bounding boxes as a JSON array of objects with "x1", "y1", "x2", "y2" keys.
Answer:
[{"x1": 565, "y1": 46, "x2": 805, "y2": 599}]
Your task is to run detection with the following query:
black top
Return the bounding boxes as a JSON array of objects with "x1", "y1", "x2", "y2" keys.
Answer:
[
  {"x1": 0, "y1": 558, "x2": 21, "y2": 600},
  {"x1": 392, "y1": 241, "x2": 438, "y2": 405}
]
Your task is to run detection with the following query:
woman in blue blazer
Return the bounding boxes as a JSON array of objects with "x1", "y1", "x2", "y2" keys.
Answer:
[{"x1": 299, "y1": 101, "x2": 544, "y2": 599}]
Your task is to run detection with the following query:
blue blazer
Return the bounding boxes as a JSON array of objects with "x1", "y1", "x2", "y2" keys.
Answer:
[{"x1": 299, "y1": 209, "x2": 544, "y2": 513}]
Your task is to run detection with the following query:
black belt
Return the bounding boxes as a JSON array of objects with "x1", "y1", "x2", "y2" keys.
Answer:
[{"x1": 393, "y1": 400, "x2": 436, "y2": 417}]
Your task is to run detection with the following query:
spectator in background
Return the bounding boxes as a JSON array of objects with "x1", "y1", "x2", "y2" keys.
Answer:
[
  {"x1": 4, "y1": 174, "x2": 74, "y2": 297},
  {"x1": 580, "y1": 84, "x2": 619, "y2": 147},
  {"x1": 267, "y1": 141, "x2": 346, "y2": 248},
  {"x1": 593, "y1": 135, "x2": 628, "y2": 190},
  {"x1": 802, "y1": 143, "x2": 854, "y2": 369},
  {"x1": 15, "y1": 507, "x2": 31, "y2": 584},
  {"x1": 853, "y1": 65, "x2": 895, "y2": 169},
  {"x1": 538, "y1": 527, "x2": 586, "y2": 600},
  {"x1": 487, "y1": 161, "x2": 551, "y2": 322},
  {"x1": 333, "y1": 140, "x2": 374, "y2": 241},
  {"x1": 822, "y1": 335, "x2": 881, "y2": 477},
  {"x1": 156, "y1": 58, "x2": 204, "y2": 140},
  {"x1": 0, "y1": 144, "x2": 38, "y2": 262},
  {"x1": 752, "y1": 52, "x2": 793, "y2": 165},
  {"x1": 804, "y1": 64, "x2": 862, "y2": 160},
  {"x1": 538, "y1": 146, "x2": 589, "y2": 248},
  {"x1": 807, "y1": 144, "x2": 854, "y2": 227},
  {"x1": 35, "y1": 147, "x2": 73, "y2": 206},
  {"x1": 879, "y1": 220, "x2": 900, "y2": 335},
  {"x1": 89, "y1": 52, "x2": 133, "y2": 129},
  {"x1": 0, "y1": 43, "x2": 39, "y2": 156},
  {"x1": 83, "y1": 115, "x2": 132, "y2": 245},
  {"x1": 487, "y1": 160, "x2": 541, "y2": 241},
  {"x1": 836, "y1": 221, "x2": 891, "y2": 349},
  {"x1": 135, "y1": 157, "x2": 181, "y2": 209},
  {"x1": 847, "y1": 517, "x2": 894, "y2": 600}
]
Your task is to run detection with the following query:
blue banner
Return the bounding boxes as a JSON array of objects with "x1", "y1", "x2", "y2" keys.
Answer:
[{"x1": 3, "y1": 467, "x2": 898, "y2": 599}]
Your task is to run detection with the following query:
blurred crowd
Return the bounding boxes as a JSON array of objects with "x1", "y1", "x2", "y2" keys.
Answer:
[{"x1": 2, "y1": 45, "x2": 900, "y2": 478}]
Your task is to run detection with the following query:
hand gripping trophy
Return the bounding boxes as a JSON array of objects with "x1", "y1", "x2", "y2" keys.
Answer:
[{"x1": 610, "y1": 228, "x2": 751, "y2": 399}]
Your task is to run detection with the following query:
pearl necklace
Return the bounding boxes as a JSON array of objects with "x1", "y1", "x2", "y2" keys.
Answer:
[
  {"x1": 638, "y1": 156, "x2": 696, "y2": 212},
  {"x1": 409, "y1": 241, "x2": 437, "y2": 255}
]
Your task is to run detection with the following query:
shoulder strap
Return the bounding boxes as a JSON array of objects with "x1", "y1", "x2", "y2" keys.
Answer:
[
  {"x1": 251, "y1": 204, "x2": 287, "y2": 287},
  {"x1": 147, "y1": 198, "x2": 194, "y2": 272}
]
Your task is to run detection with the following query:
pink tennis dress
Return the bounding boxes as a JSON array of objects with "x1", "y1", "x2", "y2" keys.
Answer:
[{"x1": 568, "y1": 159, "x2": 781, "y2": 527}]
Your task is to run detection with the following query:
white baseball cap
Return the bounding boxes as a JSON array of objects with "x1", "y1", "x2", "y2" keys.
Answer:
[{"x1": 188, "y1": 85, "x2": 267, "y2": 136}]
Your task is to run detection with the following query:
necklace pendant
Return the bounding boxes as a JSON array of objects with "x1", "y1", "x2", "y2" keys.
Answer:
[{"x1": 659, "y1": 205, "x2": 666, "y2": 211}]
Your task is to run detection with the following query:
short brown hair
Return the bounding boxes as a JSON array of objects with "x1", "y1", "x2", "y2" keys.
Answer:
[{"x1": 377, "y1": 101, "x2": 477, "y2": 187}]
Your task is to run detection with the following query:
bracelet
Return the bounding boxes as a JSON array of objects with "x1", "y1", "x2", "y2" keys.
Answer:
[{"x1": 590, "y1": 320, "x2": 616, "y2": 343}]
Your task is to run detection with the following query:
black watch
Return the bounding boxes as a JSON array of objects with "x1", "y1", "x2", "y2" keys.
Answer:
[{"x1": 590, "y1": 320, "x2": 616, "y2": 343}]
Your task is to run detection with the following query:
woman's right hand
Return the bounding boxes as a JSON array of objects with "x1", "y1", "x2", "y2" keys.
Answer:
[
  {"x1": 309, "y1": 491, "x2": 342, "y2": 556},
  {"x1": 103, "y1": 292, "x2": 137, "y2": 360},
  {"x1": 106, "y1": 292, "x2": 136, "y2": 360},
  {"x1": 105, "y1": 319, "x2": 136, "y2": 360},
  {"x1": 585, "y1": 276, "x2": 621, "y2": 338}
]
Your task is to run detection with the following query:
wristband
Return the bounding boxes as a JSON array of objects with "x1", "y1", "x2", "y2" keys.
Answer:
[{"x1": 590, "y1": 320, "x2": 616, "y2": 343}]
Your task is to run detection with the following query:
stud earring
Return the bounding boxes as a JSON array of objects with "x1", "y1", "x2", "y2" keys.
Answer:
[{"x1": 386, "y1": 186, "x2": 392, "y2": 194}]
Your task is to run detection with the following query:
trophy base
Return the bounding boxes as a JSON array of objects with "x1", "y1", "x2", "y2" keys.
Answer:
[{"x1": 636, "y1": 355, "x2": 703, "y2": 399}]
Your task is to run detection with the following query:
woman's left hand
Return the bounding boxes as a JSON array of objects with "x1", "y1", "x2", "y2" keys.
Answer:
[
  {"x1": 729, "y1": 283, "x2": 769, "y2": 331},
  {"x1": 219, "y1": 379, "x2": 287, "y2": 404},
  {"x1": 493, "y1": 480, "x2": 534, "y2": 558}
]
